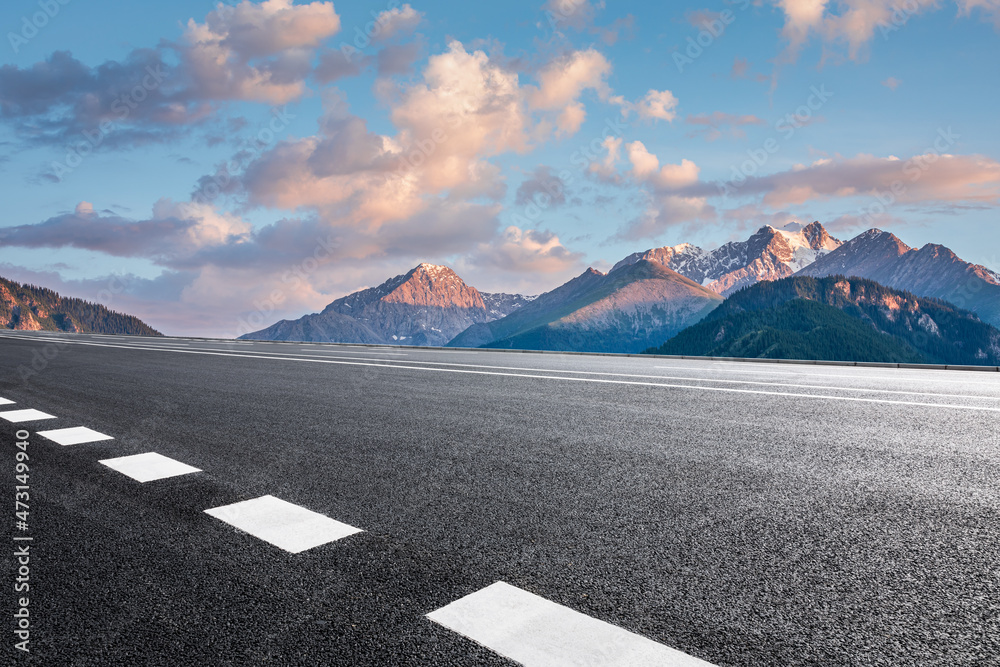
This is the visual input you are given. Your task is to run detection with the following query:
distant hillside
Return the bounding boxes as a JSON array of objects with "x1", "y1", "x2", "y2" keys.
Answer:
[
  {"x1": 0, "y1": 276, "x2": 160, "y2": 336},
  {"x1": 450, "y1": 260, "x2": 724, "y2": 354},
  {"x1": 241, "y1": 263, "x2": 534, "y2": 346},
  {"x1": 645, "y1": 276, "x2": 1000, "y2": 365},
  {"x1": 796, "y1": 229, "x2": 1000, "y2": 328}
]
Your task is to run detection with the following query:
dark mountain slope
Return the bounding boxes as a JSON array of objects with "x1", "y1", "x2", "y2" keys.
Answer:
[
  {"x1": 0, "y1": 276, "x2": 160, "y2": 336},
  {"x1": 456, "y1": 261, "x2": 724, "y2": 353},
  {"x1": 646, "y1": 276, "x2": 1000, "y2": 365}
]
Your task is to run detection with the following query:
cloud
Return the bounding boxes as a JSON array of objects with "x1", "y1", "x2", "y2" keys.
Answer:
[
  {"x1": 587, "y1": 136, "x2": 623, "y2": 182},
  {"x1": 602, "y1": 142, "x2": 712, "y2": 241},
  {"x1": 0, "y1": 200, "x2": 252, "y2": 265},
  {"x1": 515, "y1": 166, "x2": 569, "y2": 206},
  {"x1": 377, "y1": 42, "x2": 422, "y2": 77},
  {"x1": 775, "y1": 0, "x2": 828, "y2": 62},
  {"x1": 772, "y1": 1, "x2": 996, "y2": 65},
  {"x1": 527, "y1": 49, "x2": 612, "y2": 110},
  {"x1": 370, "y1": 3, "x2": 424, "y2": 42},
  {"x1": 181, "y1": 0, "x2": 341, "y2": 104},
  {"x1": 732, "y1": 153, "x2": 1000, "y2": 208},
  {"x1": 315, "y1": 50, "x2": 370, "y2": 83},
  {"x1": 632, "y1": 89, "x2": 679, "y2": 122},
  {"x1": 196, "y1": 0, "x2": 340, "y2": 58},
  {"x1": 0, "y1": 1, "x2": 342, "y2": 149},
  {"x1": 469, "y1": 226, "x2": 584, "y2": 274},
  {"x1": 0, "y1": 50, "x2": 202, "y2": 149},
  {"x1": 730, "y1": 57, "x2": 768, "y2": 82},
  {"x1": 956, "y1": 0, "x2": 1000, "y2": 27},
  {"x1": 540, "y1": 0, "x2": 634, "y2": 44},
  {"x1": 542, "y1": 0, "x2": 599, "y2": 30},
  {"x1": 881, "y1": 76, "x2": 902, "y2": 90},
  {"x1": 685, "y1": 112, "x2": 766, "y2": 140},
  {"x1": 613, "y1": 195, "x2": 717, "y2": 242},
  {"x1": 625, "y1": 142, "x2": 701, "y2": 190}
]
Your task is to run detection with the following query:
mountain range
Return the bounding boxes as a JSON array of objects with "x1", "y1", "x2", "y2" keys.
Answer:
[
  {"x1": 448, "y1": 260, "x2": 723, "y2": 353},
  {"x1": 240, "y1": 263, "x2": 534, "y2": 347},
  {"x1": 0, "y1": 276, "x2": 160, "y2": 336},
  {"x1": 612, "y1": 221, "x2": 842, "y2": 295},
  {"x1": 236, "y1": 221, "x2": 1000, "y2": 359},
  {"x1": 795, "y1": 229, "x2": 1000, "y2": 327},
  {"x1": 646, "y1": 275, "x2": 1000, "y2": 365}
]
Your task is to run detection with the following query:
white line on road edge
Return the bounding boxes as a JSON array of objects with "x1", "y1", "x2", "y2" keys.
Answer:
[
  {"x1": 37, "y1": 426, "x2": 114, "y2": 446},
  {"x1": 653, "y1": 364, "x2": 997, "y2": 386},
  {"x1": 10, "y1": 332, "x2": 992, "y2": 401},
  {"x1": 100, "y1": 452, "x2": 201, "y2": 483},
  {"x1": 4, "y1": 334, "x2": 1000, "y2": 412},
  {"x1": 428, "y1": 582, "x2": 716, "y2": 667},
  {"x1": 0, "y1": 409, "x2": 57, "y2": 423},
  {"x1": 176, "y1": 349, "x2": 996, "y2": 401},
  {"x1": 204, "y1": 495, "x2": 363, "y2": 553}
]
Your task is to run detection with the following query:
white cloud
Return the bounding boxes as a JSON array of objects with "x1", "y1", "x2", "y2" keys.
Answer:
[
  {"x1": 634, "y1": 89, "x2": 679, "y2": 122},
  {"x1": 527, "y1": 49, "x2": 612, "y2": 110}
]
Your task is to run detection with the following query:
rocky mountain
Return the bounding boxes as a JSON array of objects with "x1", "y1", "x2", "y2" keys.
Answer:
[
  {"x1": 0, "y1": 276, "x2": 160, "y2": 336},
  {"x1": 448, "y1": 260, "x2": 724, "y2": 353},
  {"x1": 241, "y1": 263, "x2": 534, "y2": 346},
  {"x1": 613, "y1": 221, "x2": 842, "y2": 296},
  {"x1": 646, "y1": 275, "x2": 1000, "y2": 365},
  {"x1": 795, "y1": 229, "x2": 1000, "y2": 327}
]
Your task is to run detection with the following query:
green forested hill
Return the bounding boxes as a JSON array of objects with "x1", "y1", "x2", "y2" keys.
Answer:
[
  {"x1": 645, "y1": 276, "x2": 1000, "y2": 365},
  {"x1": 0, "y1": 276, "x2": 161, "y2": 336}
]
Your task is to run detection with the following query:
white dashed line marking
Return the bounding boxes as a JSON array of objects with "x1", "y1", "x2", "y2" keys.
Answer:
[
  {"x1": 204, "y1": 495, "x2": 363, "y2": 553},
  {"x1": 0, "y1": 398, "x2": 14, "y2": 405},
  {"x1": 428, "y1": 581, "x2": 716, "y2": 667},
  {"x1": 0, "y1": 409, "x2": 57, "y2": 423},
  {"x1": 100, "y1": 452, "x2": 201, "y2": 482},
  {"x1": 37, "y1": 426, "x2": 114, "y2": 446}
]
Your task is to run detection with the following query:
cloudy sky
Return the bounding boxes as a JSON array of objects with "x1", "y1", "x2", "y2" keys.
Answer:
[{"x1": 1, "y1": 0, "x2": 998, "y2": 337}]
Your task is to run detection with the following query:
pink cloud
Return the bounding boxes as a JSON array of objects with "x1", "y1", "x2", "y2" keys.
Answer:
[{"x1": 740, "y1": 153, "x2": 1000, "y2": 208}]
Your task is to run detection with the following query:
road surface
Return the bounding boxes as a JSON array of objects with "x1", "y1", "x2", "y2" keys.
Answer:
[{"x1": 2, "y1": 330, "x2": 998, "y2": 666}]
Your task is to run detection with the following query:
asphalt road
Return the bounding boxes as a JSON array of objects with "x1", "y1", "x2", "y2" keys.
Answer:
[{"x1": 2, "y1": 330, "x2": 999, "y2": 666}]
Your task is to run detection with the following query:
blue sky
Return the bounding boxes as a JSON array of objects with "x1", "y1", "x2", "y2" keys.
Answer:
[{"x1": 0, "y1": 0, "x2": 998, "y2": 336}]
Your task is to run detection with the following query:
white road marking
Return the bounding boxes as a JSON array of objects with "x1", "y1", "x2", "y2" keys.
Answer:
[
  {"x1": 3, "y1": 333, "x2": 999, "y2": 411},
  {"x1": 37, "y1": 426, "x2": 114, "y2": 446},
  {"x1": 428, "y1": 581, "x2": 716, "y2": 667},
  {"x1": 0, "y1": 398, "x2": 14, "y2": 405},
  {"x1": 100, "y1": 452, "x2": 201, "y2": 482},
  {"x1": 204, "y1": 495, "x2": 363, "y2": 553},
  {"x1": 653, "y1": 364, "x2": 999, "y2": 386},
  {"x1": 186, "y1": 351, "x2": 996, "y2": 401},
  {"x1": 0, "y1": 409, "x2": 57, "y2": 423},
  {"x1": 54, "y1": 340, "x2": 995, "y2": 401}
]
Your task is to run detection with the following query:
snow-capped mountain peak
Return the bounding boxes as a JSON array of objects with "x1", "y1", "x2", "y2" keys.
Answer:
[{"x1": 612, "y1": 221, "x2": 842, "y2": 295}]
